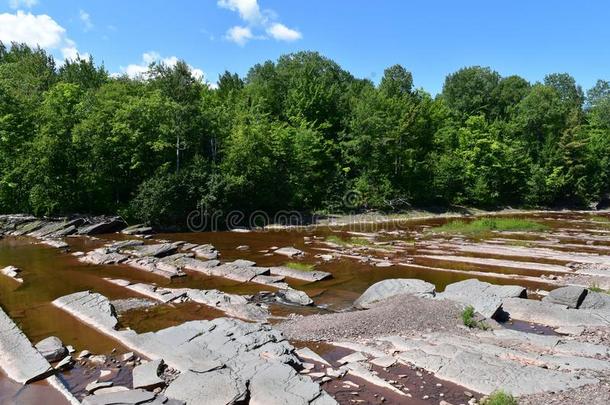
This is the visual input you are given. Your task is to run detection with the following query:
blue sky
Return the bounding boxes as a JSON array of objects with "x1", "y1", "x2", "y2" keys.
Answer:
[{"x1": 1, "y1": 0, "x2": 609, "y2": 94}]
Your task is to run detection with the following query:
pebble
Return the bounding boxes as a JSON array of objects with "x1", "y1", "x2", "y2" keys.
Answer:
[
  {"x1": 121, "y1": 352, "x2": 134, "y2": 362},
  {"x1": 77, "y1": 350, "x2": 91, "y2": 359},
  {"x1": 464, "y1": 391, "x2": 473, "y2": 398}
]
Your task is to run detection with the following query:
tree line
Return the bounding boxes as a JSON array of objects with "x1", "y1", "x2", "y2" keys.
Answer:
[{"x1": 1, "y1": 42, "x2": 609, "y2": 226}]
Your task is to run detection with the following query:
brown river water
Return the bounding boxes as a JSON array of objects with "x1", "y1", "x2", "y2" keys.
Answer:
[{"x1": 0, "y1": 211, "x2": 609, "y2": 404}]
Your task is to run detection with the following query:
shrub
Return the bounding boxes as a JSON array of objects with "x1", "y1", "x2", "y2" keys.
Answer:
[
  {"x1": 461, "y1": 305, "x2": 490, "y2": 330},
  {"x1": 481, "y1": 390, "x2": 518, "y2": 405}
]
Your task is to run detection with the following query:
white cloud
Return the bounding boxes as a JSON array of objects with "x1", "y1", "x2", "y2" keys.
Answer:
[
  {"x1": 8, "y1": 0, "x2": 38, "y2": 9},
  {"x1": 0, "y1": 10, "x2": 83, "y2": 61},
  {"x1": 121, "y1": 52, "x2": 205, "y2": 81},
  {"x1": 217, "y1": 0, "x2": 301, "y2": 45},
  {"x1": 225, "y1": 25, "x2": 254, "y2": 46},
  {"x1": 266, "y1": 23, "x2": 301, "y2": 41},
  {"x1": 79, "y1": 9, "x2": 93, "y2": 31},
  {"x1": 217, "y1": 0, "x2": 263, "y2": 24}
]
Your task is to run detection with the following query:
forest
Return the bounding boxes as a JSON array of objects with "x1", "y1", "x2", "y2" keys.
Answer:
[{"x1": 1, "y1": 42, "x2": 609, "y2": 226}]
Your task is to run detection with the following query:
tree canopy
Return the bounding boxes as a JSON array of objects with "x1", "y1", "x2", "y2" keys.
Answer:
[{"x1": 0, "y1": 43, "x2": 608, "y2": 226}]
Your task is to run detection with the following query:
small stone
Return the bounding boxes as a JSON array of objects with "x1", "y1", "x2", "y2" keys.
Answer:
[
  {"x1": 308, "y1": 372, "x2": 325, "y2": 378},
  {"x1": 121, "y1": 352, "x2": 134, "y2": 362},
  {"x1": 464, "y1": 391, "x2": 473, "y2": 398},
  {"x1": 54, "y1": 356, "x2": 73, "y2": 370},
  {"x1": 93, "y1": 386, "x2": 129, "y2": 395},
  {"x1": 35, "y1": 336, "x2": 67, "y2": 362},
  {"x1": 89, "y1": 355, "x2": 107, "y2": 364},
  {"x1": 86, "y1": 380, "x2": 113, "y2": 393}
]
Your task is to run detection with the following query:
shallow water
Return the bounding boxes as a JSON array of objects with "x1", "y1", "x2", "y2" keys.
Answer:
[{"x1": 0, "y1": 211, "x2": 609, "y2": 403}]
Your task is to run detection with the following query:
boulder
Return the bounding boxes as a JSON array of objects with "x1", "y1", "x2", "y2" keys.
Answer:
[
  {"x1": 276, "y1": 289, "x2": 314, "y2": 306},
  {"x1": 354, "y1": 279, "x2": 436, "y2": 309},
  {"x1": 133, "y1": 359, "x2": 165, "y2": 389},
  {"x1": 35, "y1": 336, "x2": 67, "y2": 362},
  {"x1": 579, "y1": 290, "x2": 610, "y2": 310},
  {"x1": 274, "y1": 247, "x2": 304, "y2": 257},
  {"x1": 543, "y1": 286, "x2": 588, "y2": 308},
  {"x1": 439, "y1": 279, "x2": 526, "y2": 319}
]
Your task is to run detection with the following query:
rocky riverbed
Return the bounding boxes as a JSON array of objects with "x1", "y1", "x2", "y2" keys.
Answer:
[{"x1": 1, "y1": 211, "x2": 610, "y2": 404}]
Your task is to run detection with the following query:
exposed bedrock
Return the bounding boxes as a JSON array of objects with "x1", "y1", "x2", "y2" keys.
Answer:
[{"x1": 52, "y1": 291, "x2": 335, "y2": 405}]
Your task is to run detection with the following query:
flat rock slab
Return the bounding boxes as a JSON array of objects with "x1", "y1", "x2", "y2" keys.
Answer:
[
  {"x1": 125, "y1": 243, "x2": 178, "y2": 258},
  {"x1": 354, "y1": 278, "x2": 436, "y2": 309},
  {"x1": 125, "y1": 257, "x2": 185, "y2": 279},
  {"x1": 503, "y1": 297, "x2": 610, "y2": 327},
  {"x1": 82, "y1": 389, "x2": 161, "y2": 405},
  {"x1": 121, "y1": 224, "x2": 153, "y2": 235},
  {"x1": 77, "y1": 219, "x2": 126, "y2": 235},
  {"x1": 40, "y1": 239, "x2": 69, "y2": 249},
  {"x1": 269, "y1": 266, "x2": 332, "y2": 282},
  {"x1": 295, "y1": 347, "x2": 331, "y2": 366},
  {"x1": 164, "y1": 369, "x2": 246, "y2": 405},
  {"x1": 175, "y1": 257, "x2": 269, "y2": 283},
  {"x1": 106, "y1": 278, "x2": 270, "y2": 322},
  {"x1": 53, "y1": 291, "x2": 333, "y2": 405},
  {"x1": 274, "y1": 247, "x2": 305, "y2": 257},
  {"x1": 29, "y1": 219, "x2": 82, "y2": 238},
  {"x1": 133, "y1": 359, "x2": 165, "y2": 389},
  {"x1": 418, "y1": 254, "x2": 572, "y2": 274},
  {"x1": 386, "y1": 332, "x2": 600, "y2": 396},
  {"x1": 543, "y1": 286, "x2": 588, "y2": 308},
  {"x1": 80, "y1": 248, "x2": 128, "y2": 265},
  {"x1": 53, "y1": 291, "x2": 119, "y2": 331},
  {"x1": 0, "y1": 306, "x2": 54, "y2": 383}
]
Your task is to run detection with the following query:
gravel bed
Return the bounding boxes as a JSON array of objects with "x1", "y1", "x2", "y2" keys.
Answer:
[{"x1": 277, "y1": 294, "x2": 464, "y2": 341}]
